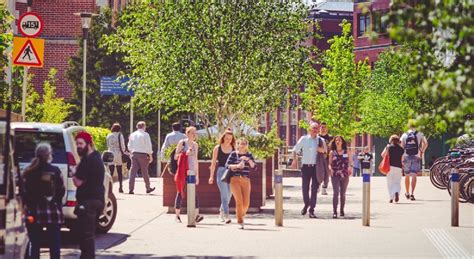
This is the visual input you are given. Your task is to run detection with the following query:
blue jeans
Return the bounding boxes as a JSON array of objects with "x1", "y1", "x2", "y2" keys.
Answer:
[
  {"x1": 27, "y1": 223, "x2": 61, "y2": 259},
  {"x1": 216, "y1": 167, "x2": 232, "y2": 215}
]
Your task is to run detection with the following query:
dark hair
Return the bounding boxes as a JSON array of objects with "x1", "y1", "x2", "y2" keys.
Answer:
[
  {"x1": 172, "y1": 122, "x2": 181, "y2": 131},
  {"x1": 219, "y1": 128, "x2": 236, "y2": 147},
  {"x1": 111, "y1": 123, "x2": 121, "y2": 132},
  {"x1": 330, "y1": 135, "x2": 347, "y2": 151},
  {"x1": 321, "y1": 122, "x2": 327, "y2": 126}
]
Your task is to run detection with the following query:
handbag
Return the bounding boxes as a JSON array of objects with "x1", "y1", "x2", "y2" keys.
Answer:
[
  {"x1": 118, "y1": 133, "x2": 131, "y2": 169},
  {"x1": 220, "y1": 168, "x2": 233, "y2": 184},
  {"x1": 378, "y1": 149, "x2": 390, "y2": 175}
]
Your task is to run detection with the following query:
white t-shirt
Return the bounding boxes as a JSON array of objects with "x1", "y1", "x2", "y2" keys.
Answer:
[{"x1": 401, "y1": 129, "x2": 426, "y2": 156}]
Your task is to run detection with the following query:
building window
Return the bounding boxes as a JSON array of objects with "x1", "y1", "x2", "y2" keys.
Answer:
[
  {"x1": 358, "y1": 14, "x2": 370, "y2": 36},
  {"x1": 373, "y1": 12, "x2": 387, "y2": 34}
]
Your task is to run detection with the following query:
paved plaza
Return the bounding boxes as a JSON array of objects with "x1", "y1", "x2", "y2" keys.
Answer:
[{"x1": 46, "y1": 175, "x2": 472, "y2": 258}]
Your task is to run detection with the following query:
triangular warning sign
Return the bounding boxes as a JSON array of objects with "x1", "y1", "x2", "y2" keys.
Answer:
[{"x1": 13, "y1": 39, "x2": 42, "y2": 66}]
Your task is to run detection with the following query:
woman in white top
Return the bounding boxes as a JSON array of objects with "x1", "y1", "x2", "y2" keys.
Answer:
[{"x1": 106, "y1": 123, "x2": 127, "y2": 193}]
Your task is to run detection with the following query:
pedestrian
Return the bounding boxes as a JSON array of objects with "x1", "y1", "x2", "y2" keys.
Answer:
[
  {"x1": 226, "y1": 137, "x2": 256, "y2": 229},
  {"x1": 128, "y1": 121, "x2": 155, "y2": 194},
  {"x1": 160, "y1": 122, "x2": 186, "y2": 160},
  {"x1": 328, "y1": 136, "x2": 350, "y2": 218},
  {"x1": 174, "y1": 126, "x2": 204, "y2": 223},
  {"x1": 73, "y1": 132, "x2": 105, "y2": 259},
  {"x1": 23, "y1": 143, "x2": 65, "y2": 259},
  {"x1": 106, "y1": 123, "x2": 127, "y2": 193},
  {"x1": 381, "y1": 135, "x2": 404, "y2": 203},
  {"x1": 358, "y1": 146, "x2": 373, "y2": 175},
  {"x1": 352, "y1": 149, "x2": 361, "y2": 177},
  {"x1": 319, "y1": 122, "x2": 333, "y2": 195},
  {"x1": 291, "y1": 122, "x2": 327, "y2": 218},
  {"x1": 400, "y1": 120, "x2": 428, "y2": 201},
  {"x1": 209, "y1": 128, "x2": 236, "y2": 224}
]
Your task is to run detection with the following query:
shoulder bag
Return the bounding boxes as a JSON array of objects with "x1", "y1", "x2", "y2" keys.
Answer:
[{"x1": 118, "y1": 133, "x2": 131, "y2": 169}]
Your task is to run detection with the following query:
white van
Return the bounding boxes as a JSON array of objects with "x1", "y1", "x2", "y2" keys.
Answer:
[{"x1": 11, "y1": 122, "x2": 117, "y2": 233}]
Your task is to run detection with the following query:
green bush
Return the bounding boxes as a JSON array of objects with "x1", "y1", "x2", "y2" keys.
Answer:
[{"x1": 85, "y1": 126, "x2": 111, "y2": 152}]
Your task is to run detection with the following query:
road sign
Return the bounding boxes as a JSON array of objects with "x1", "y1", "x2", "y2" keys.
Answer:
[
  {"x1": 100, "y1": 76, "x2": 134, "y2": 96},
  {"x1": 12, "y1": 37, "x2": 44, "y2": 67},
  {"x1": 18, "y1": 12, "x2": 43, "y2": 37}
]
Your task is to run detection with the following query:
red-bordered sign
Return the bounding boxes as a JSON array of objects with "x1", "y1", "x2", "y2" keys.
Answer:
[{"x1": 18, "y1": 12, "x2": 44, "y2": 38}]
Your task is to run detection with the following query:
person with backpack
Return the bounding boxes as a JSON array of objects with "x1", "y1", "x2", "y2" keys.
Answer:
[
  {"x1": 208, "y1": 129, "x2": 236, "y2": 224},
  {"x1": 23, "y1": 143, "x2": 65, "y2": 259},
  {"x1": 400, "y1": 121, "x2": 428, "y2": 201},
  {"x1": 107, "y1": 123, "x2": 128, "y2": 193},
  {"x1": 160, "y1": 122, "x2": 186, "y2": 171}
]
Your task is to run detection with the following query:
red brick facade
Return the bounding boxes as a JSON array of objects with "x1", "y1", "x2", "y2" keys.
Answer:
[
  {"x1": 353, "y1": 0, "x2": 392, "y2": 64},
  {"x1": 14, "y1": 0, "x2": 98, "y2": 98}
]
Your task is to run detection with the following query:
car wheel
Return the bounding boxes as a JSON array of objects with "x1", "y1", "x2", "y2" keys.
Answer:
[{"x1": 96, "y1": 192, "x2": 117, "y2": 233}]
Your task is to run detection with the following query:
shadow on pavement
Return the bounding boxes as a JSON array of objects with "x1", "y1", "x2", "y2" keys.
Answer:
[{"x1": 96, "y1": 255, "x2": 256, "y2": 259}]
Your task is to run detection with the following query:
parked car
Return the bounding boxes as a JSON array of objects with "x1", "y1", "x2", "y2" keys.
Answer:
[
  {"x1": 0, "y1": 116, "x2": 29, "y2": 258},
  {"x1": 11, "y1": 122, "x2": 117, "y2": 233}
]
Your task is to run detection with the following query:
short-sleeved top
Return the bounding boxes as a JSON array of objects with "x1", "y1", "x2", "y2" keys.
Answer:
[
  {"x1": 400, "y1": 130, "x2": 425, "y2": 156},
  {"x1": 217, "y1": 145, "x2": 234, "y2": 167},
  {"x1": 388, "y1": 144, "x2": 404, "y2": 168},
  {"x1": 292, "y1": 135, "x2": 326, "y2": 165},
  {"x1": 75, "y1": 150, "x2": 105, "y2": 202},
  {"x1": 331, "y1": 149, "x2": 349, "y2": 177},
  {"x1": 320, "y1": 134, "x2": 333, "y2": 159},
  {"x1": 225, "y1": 151, "x2": 255, "y2": 178},
  {"x1": 359, "y1": 152, "x2": 373, "y2": 169}
]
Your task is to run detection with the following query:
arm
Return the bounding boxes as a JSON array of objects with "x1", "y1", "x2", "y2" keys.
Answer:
[
  {"x1": 209, "y1": 145, "x2": 219, "y2": 184},
  {"x1": 246, "y1": 153, "x2": 256, "y2": 169},
  {"x1": 127, "y1": 134, "x2": 133, "y2": 152},
  {"x1": 291, "y1": 137, "x2": 304, "y2": 168},
  {"x1": 381, "y1": 145, "x2": 389, "y2": 157},
  {"x1": 145, "y1": 134, "x2": 153, "y2": 162},
  {"x1": 328, "y1": 151, "x2": 333, "y2": 176},
  {"x1": 421, "y1": 136, "x2": 428, "y2": 153},
  {"x1": 174, "y1": 140, "x2": 184, "y2": 160},
  {"x1": 160, "y1": 135, "x2": 170, "y2": 160},
  {"x1": 194, "y1": 143, "x2": 199, "y2": 185},
  {"x1": 73, "y1": 176, "x2": 84, "y2": 187},
  {"x1": 120, "y1": 134, "x2": 127, "y2": 154},
  {"x1": 226, "y1": 152, "x2": 242, "y2": 171}
]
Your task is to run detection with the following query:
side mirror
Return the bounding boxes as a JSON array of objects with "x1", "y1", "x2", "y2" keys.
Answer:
[{"x1": 102, "y1": 151, "x2": 114, "y2": 163}]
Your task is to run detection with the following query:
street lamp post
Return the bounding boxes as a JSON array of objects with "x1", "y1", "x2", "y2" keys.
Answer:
[{"x1": 74, "y1": 12, "x2": 97, "y2": 126}]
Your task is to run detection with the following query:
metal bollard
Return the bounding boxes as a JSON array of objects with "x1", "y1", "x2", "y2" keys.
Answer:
[
  {"x1": 187, "y1": 170, "x2": 196, "y2": 228},
  {"x1": 362, "y1": 170, "x2": 370, "y2": 227},
  {"x1": 451, "y1": 168, "x2": 459, "y2": 227},
  {"x1": 275, "y1": 169, "x2": 283, "y2": 227}
]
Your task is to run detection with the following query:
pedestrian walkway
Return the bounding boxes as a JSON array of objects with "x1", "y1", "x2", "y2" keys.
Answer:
[{"x1": 52, "y1": 176, "x2": 473, "y2": 258}]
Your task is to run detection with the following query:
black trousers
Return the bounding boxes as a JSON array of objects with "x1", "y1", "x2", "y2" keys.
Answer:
[
  {"x1": 76, "y1": 199, "x2": 104, "y2": 259},
  {"x1": 301, "y1": 165, "x2": 319, "y2": 212}
]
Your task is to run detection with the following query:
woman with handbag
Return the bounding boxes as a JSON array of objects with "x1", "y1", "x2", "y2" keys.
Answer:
[
  {"x1": 107, "y1": 123, "x2": 128, "y2": 193},
  {"x1": 328, "y1": 136, "x2": 350, "y2": 219},
  {"x1": 209, "y1": 129, "x2": 236, "y2": 224},
  {"x1": 226, "y1": 137, "x2": 256, "y2": 229},
  {"x1": 381, "y1": 135, "x2": 404, "y2": 203},
  {"x1": 174, "y1": 126, "x2": 204, "y2": 223}
]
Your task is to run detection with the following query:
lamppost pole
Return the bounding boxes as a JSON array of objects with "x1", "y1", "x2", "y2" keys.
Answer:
[{"x1": 74, "y1": 12, "x2": 97, "y2": 126}]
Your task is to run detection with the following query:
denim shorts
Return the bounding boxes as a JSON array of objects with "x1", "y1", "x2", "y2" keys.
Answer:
[{"x1": 403, "y1": 155, "x2": 421, "y2": 174}]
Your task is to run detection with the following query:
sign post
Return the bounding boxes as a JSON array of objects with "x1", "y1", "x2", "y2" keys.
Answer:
[
  {"x1": 100, "y1": 76, "x2": 134, "y2": 132},
  {"x1": 451, "y1": 168, "x2": 460, "y2": 227},
  {"x1": 362, "y1": 170, "x2": 371, "y2": 227}
]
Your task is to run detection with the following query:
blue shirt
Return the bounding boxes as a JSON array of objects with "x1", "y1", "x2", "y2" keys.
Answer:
[
  {"x1": 292, "y1": 135, "x2": 326, "y2": 165},
  {"x1": 160, "y1": 131, "x2": 187, "y2": 159}
]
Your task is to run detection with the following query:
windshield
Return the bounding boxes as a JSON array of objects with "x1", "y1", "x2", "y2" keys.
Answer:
[{"x1": 14, "y1": 131, "x2": 67, "y2": 164}]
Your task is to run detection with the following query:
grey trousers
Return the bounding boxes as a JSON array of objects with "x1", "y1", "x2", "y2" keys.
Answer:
[
  {"x1": 129, "y1": 153, "x2": 151, "y2": 191},
  {"x1": 331, "y1": 174, "x2": 349, "y2": 214}
]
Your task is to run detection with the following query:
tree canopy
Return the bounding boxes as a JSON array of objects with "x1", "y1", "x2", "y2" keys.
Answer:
[{"x1": 103, "y1": 1, "x2": 318, "y2": 133}]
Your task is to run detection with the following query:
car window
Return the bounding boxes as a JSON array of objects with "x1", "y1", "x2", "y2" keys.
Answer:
[{"x1": 14, "y1": 131, "x2": 67, "y2": 164}]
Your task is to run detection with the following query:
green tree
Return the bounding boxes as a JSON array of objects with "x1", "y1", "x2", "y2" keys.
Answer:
[
  {"x1": 1, "y1": 5, "x2": 13, "y2": 108},
  {"x1": 34, "y1": 68, "x2": 73, "y2": 123},
  {"x1": 358, "y1": 47, "x2": 437, "y2": 137},
  {"x1": 301, "y1": 20, "x2": 370, "y2": 138},
  {"x1": 388, "y1": 0, "x2": 473, "y2": 135},
  {"x1": 103, "y1": 1, "x2": 318, "y2": 134}
]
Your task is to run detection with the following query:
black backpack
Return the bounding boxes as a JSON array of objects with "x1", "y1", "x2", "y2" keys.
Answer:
[
  {"x1": 405, "y1": 131, "x2": 419, "y2": 156},
  {"x1": 169, "y1": 141, "x2": 185, "y2": 176}
]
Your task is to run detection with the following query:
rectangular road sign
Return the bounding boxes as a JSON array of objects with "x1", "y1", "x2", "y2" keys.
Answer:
[
  {"x1": 100, "y1": 76, "x2": 134, "y2": 96},
  {"x1": 12, "y1": 37, "x2": 44, "y2": 67}
]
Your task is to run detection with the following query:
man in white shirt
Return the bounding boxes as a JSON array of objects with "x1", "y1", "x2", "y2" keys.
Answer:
[
  {"x1": 400, "y1": 121, "x2": 428, "y2": 201},
  {"x1": 291, "y1": 122, "x2": 327, "y2": 218},
  {"x1": 160, "y1": 122, "x2": 186, "y2": 160},
  {"x1": 128, "y1": 121, "x2": 155, "y2": 194}
]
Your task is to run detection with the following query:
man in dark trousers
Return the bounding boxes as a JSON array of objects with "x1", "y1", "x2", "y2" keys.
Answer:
[
  {"x1": 73, "y1": 132, "x2": 105, "y2": 259},
  {"x1": 319, "y1": 122, "x2": 333, "y2": 195}
]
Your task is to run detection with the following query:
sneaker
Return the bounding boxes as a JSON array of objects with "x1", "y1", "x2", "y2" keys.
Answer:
[
  {"x1": 410, "y1": 195, "x2": 416, "y2": 201},
  {"x1": 239, "y1": 223, "x2": 244, "y2": 229},
  {"x1": 195, "y1": 215, "x2": 204, "y2": 223},
  {"x1": 175, "y1": 216, "x2": 182, "y2": 223},
  {"x1": 219, "y1": 212, "x2": 225, "y2": 222},
  {"x1": 332, "y1": 213, "x2": 337, "y2": 219},
  {"x1": 395, "y1": 192, "x2": 399, "y2": 202},
  {"x1": 322, "y1": 188, "x2": 328, "y2": 195},
  {"x1": 405, "y1": 193, "x2": 410, "y2": 199},
  {"x1": 224, "y1": 215, "x2": 231, "y2": 224},
  {"x1": 309, "y1": 212, "x2": 317, "y2": 219}
]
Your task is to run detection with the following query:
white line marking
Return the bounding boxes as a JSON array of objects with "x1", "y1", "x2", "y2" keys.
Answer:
[{"x1": 423, "y1": 228, "x2": 471, "y2": 258}]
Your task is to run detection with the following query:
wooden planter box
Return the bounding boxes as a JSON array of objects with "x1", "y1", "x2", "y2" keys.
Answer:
[{"x1": 162, "y1": 160, "x2": 268, "y2": 213}]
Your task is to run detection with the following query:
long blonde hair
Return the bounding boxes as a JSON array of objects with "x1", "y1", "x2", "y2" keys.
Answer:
[{"x1": 23, "y1": 143, "x2": 52, "y2": 175}]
